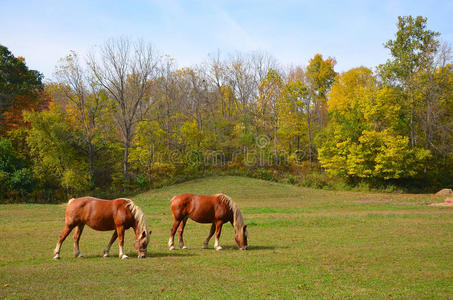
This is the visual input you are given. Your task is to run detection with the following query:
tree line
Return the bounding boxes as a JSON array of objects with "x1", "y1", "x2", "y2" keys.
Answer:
[{"x1": 1, "y1": 16, "x2": 452, "y2": 202}]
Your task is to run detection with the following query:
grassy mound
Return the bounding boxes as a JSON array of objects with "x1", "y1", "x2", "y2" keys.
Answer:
[{"x1": 1, "y1": 176, "x2": 452, "y2": 298}]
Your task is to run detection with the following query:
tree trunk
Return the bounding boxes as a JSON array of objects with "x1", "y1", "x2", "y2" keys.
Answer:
[
  {"x1": 307, "y1": 114, "x2": 312, "y2": 168},
  {"x1": 306, "y1": 105, "x2": 313, "y2": 168},
  {"x1": 425, "y1": 97, "x2": 431, "y2": 151},
  {"x1": 410, "y1": 92, "x2": 415, "y2": 148},
  {"x1": 88, "y1": 141, "x2": 95, "y2": 189},
  {"x1": 123, "y1": 141, "x2": 130, "y2": 182}
]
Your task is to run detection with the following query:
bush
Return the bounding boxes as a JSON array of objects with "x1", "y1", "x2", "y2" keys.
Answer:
[
  {"x1": 9, "y1": 168, "x2": 36, "y2": 194},
  {"x1": 135, "y1": 175, "x2": 149, "y2": 190},
  {"x1": 287, "y1": 175, "x2": 296, "y2": 185}
]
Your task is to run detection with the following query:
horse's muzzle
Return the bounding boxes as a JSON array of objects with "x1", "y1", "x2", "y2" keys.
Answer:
[{"x1": 137, "y1": 249, "x2": 147, "y2": 258}]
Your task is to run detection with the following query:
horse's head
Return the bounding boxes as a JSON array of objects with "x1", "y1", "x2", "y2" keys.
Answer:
[
  {"x1": 234, "y1": 225, "x2": 248, "y2": 250},
  {"x1": 134, "y1": 229, "x2": 151, "y2": 258}
]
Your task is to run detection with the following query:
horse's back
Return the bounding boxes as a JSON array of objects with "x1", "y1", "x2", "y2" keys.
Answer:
[
  {"x1": 170, "y1": 193, "x2": 229, "y2": 223},
  {"x1": 65, "y1": 196, "x2": 129, "y2": 230}
]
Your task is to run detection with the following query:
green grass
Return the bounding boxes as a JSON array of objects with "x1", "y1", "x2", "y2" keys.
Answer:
[{"x1": 1, "y1": 176, "x2": 452, "y2": 299}]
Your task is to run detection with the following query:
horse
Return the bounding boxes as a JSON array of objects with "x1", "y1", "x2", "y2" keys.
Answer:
[
  {"x1": 53, "y1": 196, "x2": 151, "y2": 260},
  {"x1": 168, "y1": 193, "x2": 248, "y2": 251}
]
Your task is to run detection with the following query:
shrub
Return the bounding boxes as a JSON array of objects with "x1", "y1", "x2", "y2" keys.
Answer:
[{"x1": 135, "y1": 175, "x2": 149, "y2": 190}]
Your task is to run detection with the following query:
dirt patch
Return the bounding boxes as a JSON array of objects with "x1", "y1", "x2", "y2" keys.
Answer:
[{"x1": 355, "y1": 198, "x2": 392, "y2": 203}]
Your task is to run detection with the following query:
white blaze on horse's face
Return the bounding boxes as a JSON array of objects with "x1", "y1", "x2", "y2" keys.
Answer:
[{"x1": 135, "y1": 230, "x2": 151, "y2": 258}]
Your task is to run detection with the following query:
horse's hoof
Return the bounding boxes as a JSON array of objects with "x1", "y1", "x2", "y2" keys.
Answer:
[
  {"x1": 53, "y1": 254, "x2": 60, "y2": 260},
  {"x1": 76, "y1": 254, "x2": 84, "y2": 258},
  {"x1": 121, "y1": 254, "x2": 128, "y2": 260},
  {"x1": 215, "y1": 246, "x2": 223, "y2": 251},
  {"x1": 202, "y1": 244, "x2": 208, "y2": 249},
  {"x1": 103, "y1": 253, "x2": 110, "y2": 258},
  {"x1": 169, "y1": 246, "x2": 175, "y2": 251},
  {"x1": 181, "y1": 246, "x2": 188, "y2": 250}
]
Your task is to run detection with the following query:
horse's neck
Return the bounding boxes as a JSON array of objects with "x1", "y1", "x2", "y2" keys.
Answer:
[
  {"x1": 229, "y1": 207, "x2": 236, "y2": 226},
  {"x1": 132, "y1": 220, "x2": 139, "y2": 233}
]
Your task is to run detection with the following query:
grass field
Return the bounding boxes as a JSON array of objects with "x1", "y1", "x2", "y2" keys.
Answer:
[{"x1": 1, "y1": 176, "x2": 452, "y2": 299}]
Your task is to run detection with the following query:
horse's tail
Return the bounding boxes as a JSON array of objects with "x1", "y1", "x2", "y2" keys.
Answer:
[{"x1": 170, "y1": 196, "x2": 177, "y2": 203}]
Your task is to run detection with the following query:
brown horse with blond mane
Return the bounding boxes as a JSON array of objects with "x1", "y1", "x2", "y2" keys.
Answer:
[
  {"x1": 168, "y1": 193, "x2": 248, "y2": 251},
  {"x1": 53, "y1": 196, "x2": 151, "y2": 260}
]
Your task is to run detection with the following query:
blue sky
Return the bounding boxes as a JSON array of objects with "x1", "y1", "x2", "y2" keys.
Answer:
[{"x1": 1, "y1": 0, "x2": 452, "y2": 79}]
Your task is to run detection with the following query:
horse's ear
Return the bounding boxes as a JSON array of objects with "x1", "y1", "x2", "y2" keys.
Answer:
[
  {"x1": 243, "y1": 225, "x2": 247, "y2": 231},
  {"x1": 149, "y1": 230, "x2": 152, "y2": 235},
  {"x1": 142, "y1": 230, "x2": 147, "y2": 238}
]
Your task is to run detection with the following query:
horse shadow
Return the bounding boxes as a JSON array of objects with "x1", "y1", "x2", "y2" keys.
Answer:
[
  {"x1": 203, "y1": 244, "x2": 286, "y2": 251},
  {"x1": 247, "y1": 245, "x2": 286, "y2": 250},
  {"x1": 145, "y1": 251, "x2": 196, "y2": 258},
  {"x1": 71, "y1": 251, "x2": 196, "y2": 259}
]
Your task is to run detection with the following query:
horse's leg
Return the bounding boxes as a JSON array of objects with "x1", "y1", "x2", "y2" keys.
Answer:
[
  {"x1": 53, "y1": 224, "x2": 75, "y2": 259},
  {"x1": 202, "y1": 223, "x2": 216, "y2": 249},
  {"x1": 103, "y1": 231, "x2": 118, "y2": 258},
  {"x1": 168, "y1": 219, "x2": 182, "y2": 251},
  {"x1": 73, "y1": 224, "x2": 85, "y2": 258},
  {"x1": 214, "y1": 221, "x2": 224, "y2": 251},
  {"x1": 116, "y1": 226, "x2": 128, "y2": 259},
  {"x1": 177, "y1": 216, "x2": 189, "y2": 249}
]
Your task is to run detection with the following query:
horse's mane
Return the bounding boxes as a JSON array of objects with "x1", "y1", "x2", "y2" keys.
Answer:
[
  {"x1": 124, "y1": 199, "x2": 150, "y2": 243},
  {"x1": 216, "y1": 194, "x2": 245, "y2": 232}
]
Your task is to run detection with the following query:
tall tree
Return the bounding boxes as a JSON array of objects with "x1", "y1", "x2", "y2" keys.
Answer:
[
  {"x1": 306, "y1": 54, "x2": 336, "y2": 128},
  {"x1": 257, "y1": 69, "x2": 284, "y2": 152},
  {"x1": 379, "y1": 16, "x2": 440, "y2": 148},
  {"x1": 281, "y1": 79, "x2": 311, "y2": 163},
  {"x1": 54, "y1": 51, "x2": 108, "y2": 186},
  {"x1": 88, "y1": 38, "x2": 158, "y2": 181}
]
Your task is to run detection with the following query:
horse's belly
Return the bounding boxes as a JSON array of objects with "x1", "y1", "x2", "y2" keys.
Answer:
[
  {"x1": 189, "y1": 209, "x2": 217, "y2": 223},
  {"x1": 190, "y1": 216, "x2": 213, "y2": 223},
  {"x1": 85, "y1": 217, "x2": 116, "y2": 231}
]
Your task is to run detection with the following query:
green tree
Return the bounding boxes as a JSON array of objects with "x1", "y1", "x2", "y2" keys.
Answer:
[
  {"x1": 0, "y1": 138, "x2": 36, "y2": 200},
  {"x1": 0, "y1": 44, "x2": 44, "y2": 133},
  {"x1": 280, "y1": 80, "x2": 310, "y2": 159},
  {"x1": 379, "y1": 16, "x2": 440, "y2": 148},
  {"x1": 24, "y1": 107, "x2": 89, "y2": 197},
  {"x1": 257, "y1": 69, "x2": 284, "y2": 152}
]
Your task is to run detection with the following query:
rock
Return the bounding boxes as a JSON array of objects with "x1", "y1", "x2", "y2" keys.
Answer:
[{"x1": 435, "y1": 189, "x2": 453, "y2": 196}]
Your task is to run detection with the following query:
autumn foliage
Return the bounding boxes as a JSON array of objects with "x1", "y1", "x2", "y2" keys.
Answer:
[{"x1": 1, "y1": 16, "x2": 453, "y2": 202}]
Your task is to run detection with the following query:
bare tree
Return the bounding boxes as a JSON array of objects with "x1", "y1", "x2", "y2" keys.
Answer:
[
  {"x1": 417, "y1": 41, "x2": 453, "y2": 156},
  {"x1": 54, "y1": 51, "x2": 106, "y2": 186},
  {"x1": 249, "y1": 50, "x2": 278, "y2": 88},
  {"x1": 88, "y1": 38, "x2": 158, "y2": 181}
]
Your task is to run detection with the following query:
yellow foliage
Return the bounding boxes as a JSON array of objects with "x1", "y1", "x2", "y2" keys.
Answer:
[{"x1": 319, "y1": 67, "x2": 430, "y2": 179}]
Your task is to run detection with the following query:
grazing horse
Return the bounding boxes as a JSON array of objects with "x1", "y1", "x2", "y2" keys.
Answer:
[
  {"x1": 53, "y1": 197, "x2": 151, "y2": 260},
  {"x1": 168, "y1": 193, "x2": 248, "y2": 251}
]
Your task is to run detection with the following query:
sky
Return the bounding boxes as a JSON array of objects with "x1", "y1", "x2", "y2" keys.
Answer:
[{"x1": 1, "y1": 0, "x2": 452, "y2": 79}]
